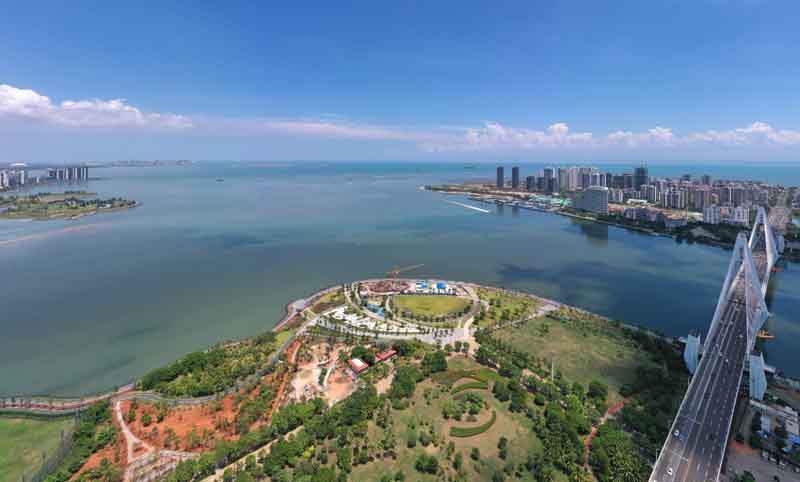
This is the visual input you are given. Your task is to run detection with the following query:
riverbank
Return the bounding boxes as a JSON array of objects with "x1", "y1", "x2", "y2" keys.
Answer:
[{"x1": 427, "y1": 185, "x2": 800, "y2": 262}]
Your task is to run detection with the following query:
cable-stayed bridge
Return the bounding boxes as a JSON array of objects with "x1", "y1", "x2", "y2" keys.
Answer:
[{"x1": 649, "y1": 205, "x2": 788, "y2": 482}]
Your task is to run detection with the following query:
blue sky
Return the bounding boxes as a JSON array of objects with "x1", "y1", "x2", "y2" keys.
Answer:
[{"x1": 1, "y1": 0, "x2": 799, "y2": 162}]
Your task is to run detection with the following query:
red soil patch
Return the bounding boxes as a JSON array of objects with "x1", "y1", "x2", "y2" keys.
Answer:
[
  {"x1": 121, "y1": 374, "x2": 280, "y2": 453},
  {"x1": 69, "y1": 412, "x2": 126, "y2": 481},
  {"x1": 267, "y1": 340, "x2": 301, "y2": 423}
]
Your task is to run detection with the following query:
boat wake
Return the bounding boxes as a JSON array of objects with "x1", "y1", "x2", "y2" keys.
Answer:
[{"x1": 446, "y1": 200, "x2": 490, "y2": 213}]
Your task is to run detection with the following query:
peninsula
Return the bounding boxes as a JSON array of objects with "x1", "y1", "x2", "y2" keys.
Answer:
[
  {"x1": 3, "y1": 278, "x2": 798, "y2": 482},
  {"x1": 0, "y1": 191, "x2": 137, "y2": 221}
]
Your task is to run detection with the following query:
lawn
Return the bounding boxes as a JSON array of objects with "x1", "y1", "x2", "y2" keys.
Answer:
[
  {"x1": 393, "y1": 294, "x2": 471, "y2": 318},
  {"x1": 493, "y1": 310, "x2": 656, "y2": 403},
  {"x1": 0, "y1": 416, "x2": 74, "y2": 482},
  {"x1": 274, "y1": 328, "x2": 295, "y2": 347},
  {"x1": 309, "y1": 288, "x2": 345, "y2": 315}
]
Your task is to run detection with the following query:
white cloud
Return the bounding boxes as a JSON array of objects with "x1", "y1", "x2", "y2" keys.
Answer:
[
  {"x1": 2, "y1": 83, "x2": 800, "y2": 154},
  {"x1": 0, "y1": 84, "x2": 191, "y2": 129},
  {"x1": 428, "y1": 121, "x2": 800, "y2": 152}
]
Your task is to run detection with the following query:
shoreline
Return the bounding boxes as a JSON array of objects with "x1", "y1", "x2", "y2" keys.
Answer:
[
  {"x1": 4, "y1": 275, "x2": 798, "y2": 409},
  {"x1": 0, "y1": 278, "x2": 679, "y2": 404},
  {"x1": 0, "y1": 197, "x2": 139, "y2": 222},
  {"x1": 429, "y1": 185, "x2": 800, "y2": 260}
]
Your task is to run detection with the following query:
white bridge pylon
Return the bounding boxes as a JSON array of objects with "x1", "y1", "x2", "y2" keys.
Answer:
[
  {"x1": 749, "y1": 206, "x2": 779, "y2": 290},
  {"x1": 708, "y1": 232, "x2": 770, "y2": 356}
]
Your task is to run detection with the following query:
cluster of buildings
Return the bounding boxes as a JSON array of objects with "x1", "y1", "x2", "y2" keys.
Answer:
[
  {"x1": 494, "y1": 164, "x2": 778, "y2": 224},
  {"x1": 495, "y1": 165, "x2": 650, "y2": 195},
  {"x1": 0, "y1": 163, "x2": 30, "y2": 190},
  {"x1": 405, "y1": 280, "x2": 456, "y2": 295},
  {"x1": 1, "y1": 164, "x2": 91, "y2": 192},
  {"x1": 47, "y1": 166, "x2": 90, "y2": 182}
]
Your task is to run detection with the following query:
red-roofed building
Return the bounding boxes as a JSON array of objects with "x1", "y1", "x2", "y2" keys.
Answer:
[
  {"x1": 375, "y1": 348, "x2": 397, "y2": 363},
  {"x1": 347, "y1": 358, "x2": 369, "y2": 379}
]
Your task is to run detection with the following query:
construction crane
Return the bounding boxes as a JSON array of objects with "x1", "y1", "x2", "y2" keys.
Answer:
[{"x1": 387, "y1": 264, "x2": 425, "y2": 279}]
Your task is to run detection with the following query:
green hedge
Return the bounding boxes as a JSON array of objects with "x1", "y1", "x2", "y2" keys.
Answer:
[
  {"x1": 449, "y1": 410, "x2": 496, "y2": 437},
  {"x1": 451, "y1": 381, "x2": 488, "y2": 394}
]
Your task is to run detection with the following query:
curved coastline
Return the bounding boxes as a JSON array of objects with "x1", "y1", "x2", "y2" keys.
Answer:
[{"x1": 0, "y1": 277, "x2": 674, "y2": 415}]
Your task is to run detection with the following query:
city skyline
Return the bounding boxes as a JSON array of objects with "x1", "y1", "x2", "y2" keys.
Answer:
[{"x1": 1, "y1": 1, "x2": 800, "y2": 162}]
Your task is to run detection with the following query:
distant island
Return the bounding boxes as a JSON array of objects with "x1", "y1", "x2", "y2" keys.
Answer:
[
  {"x1": 103, "y1": 159, "x2": 192, "y2": 167},
  {"x1": 0, "y1": 191, "x2": 137, "y2": 220}
]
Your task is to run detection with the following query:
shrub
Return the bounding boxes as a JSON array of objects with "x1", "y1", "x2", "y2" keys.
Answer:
[
  {"x1": 450, "y1": 411, "x2": 497, "y2": 437},
  {"x1": 451, "y1": 381, "x2": 488, "y2": 394}
]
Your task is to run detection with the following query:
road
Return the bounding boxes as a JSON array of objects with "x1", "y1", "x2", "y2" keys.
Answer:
[
  {"x1": 650, "y1": 289, "x2": 747, "y2": 482},
  {"x1": 651, "y1": 209, "x2": 783, "y2": 482}
]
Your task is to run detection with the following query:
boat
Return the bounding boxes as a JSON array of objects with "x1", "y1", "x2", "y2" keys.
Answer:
[
  {"x1": 216, "y1": 178, "x2": 225, "y2": 182},
  {"x1": 757, "y1": 330, "x2": 775, "y2": 340}
]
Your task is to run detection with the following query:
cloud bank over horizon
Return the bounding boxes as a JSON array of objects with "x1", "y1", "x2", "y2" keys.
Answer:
[{"x1": 2, "y1": 83, "x2": 799, "y2": 161}]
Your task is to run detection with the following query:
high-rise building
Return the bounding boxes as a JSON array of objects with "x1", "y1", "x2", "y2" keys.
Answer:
[
  {"x1": 701, "y1": 174, "x2": 712, "y2": 186},
  {"x1": 664, "y1": 189, "x2": 686, "y2": 209},
  {"x1": 608, "y1": 188, "x2": 625, "y2": 204},
  {"x1": 731, "y1": 206, "x2": 749, "y2": 226},
  {"x1": 496, "y1": 166, "x2": 504, "y2": 189},
  {"x1": 691, "y1": 187, "x2": 713, "y2": 211},
  {"x1": 48, "y1": 166, "x2": 90, "y2": 181},
  {"x1": 568, "y1": 167, "x2": 580, "y2": 190},
  {"x1": 703, "y1": 205, "x2": 721, "y2": 225},
  {"x1": 642, "y1": 184, "x2": 658, "y2": 204},
  {"x1": 557, "y1": 168, "x2": 569, "y2": 191},
  {"x1": 511, "y1": 166, "x2": 520, "y2": 189},
  {"x1": 633, "y1": 165, "x2": 649, "y2": 190},
  {"x1": 525, "y1": 176, "x2": 536, "y2": 192},
  {"x1": 573, "y1": 186, "x2": 609, "y2": 214},
  {"x1": 622, "y1": 173, "x2": 634, "y2": 189}
]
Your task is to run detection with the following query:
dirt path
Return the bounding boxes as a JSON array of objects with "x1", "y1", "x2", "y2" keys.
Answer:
[
  {"x1": 266, "y1": 340, "x2": 301, "y2": 424},
  {"x1": 583, "y1": 395, "x2": 633, "y2": 470},
  {"x1": 115, "y1": 400, "x2": 153, "y2": 467}
]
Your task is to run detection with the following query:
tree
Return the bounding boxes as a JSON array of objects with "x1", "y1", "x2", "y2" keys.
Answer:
[
  {"x1": 471, "y1": 447, "x2": 480, "y2": 461},
  {"x1": 454, "y1": 451, "x2": 463, "y2": 470},
  {"x1": 738, "y1": 472, "x2": 756, "y2": 482},
  {"x1": 421, "y1": 351, "x2": 447, "y2": 374},
  {"x1": 498, "y1": 436, "x2": 509, "y2": 459},
  {"x1": 126, "y1": 407, "x2": 136, "y2": 424},
  {"x1": 337, "y1": 447, "x2": 352, "y2": 473},
  {"x1": 350, "y1": 346, "x2": 375, "y2": 365},
  {"x1": 588, "y1": 380, "x2": 608, "y2": 401},
  {"x1": 414, "y1": 453, "x2": 439, "y2": 474}
]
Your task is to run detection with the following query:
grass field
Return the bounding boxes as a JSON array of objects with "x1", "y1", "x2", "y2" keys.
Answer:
[
  {"x1": 0, "y1": 416, "x2": 74, "y2": 482},
  {"x1": 393, "y1": 294, "x2": 471, "y2": 318},
  {"x1": 475, "y1": 288, "x2": 540, "y2": 328},
  {"x1": 351, "y1": 357, "x2": 551, "y2": 482},
  {"x1": 274, "y1": 328, "x2": 294, "y2": 347},
  {"x1": 309, "y1": 288, "x2": 344, "y2": 315},
  {"x1": 493, "y1": 311, "x2": 656, "y2": 403}
]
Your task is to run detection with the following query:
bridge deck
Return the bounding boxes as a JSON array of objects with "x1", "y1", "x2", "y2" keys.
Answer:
[{"x1": 650, "y1": 209, "x2": 782, "y2": 482}]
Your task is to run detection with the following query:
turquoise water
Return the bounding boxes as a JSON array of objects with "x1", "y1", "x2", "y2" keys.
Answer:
[{"x1": 1, "y1": 162, "x2": 798, "y2": 395}]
